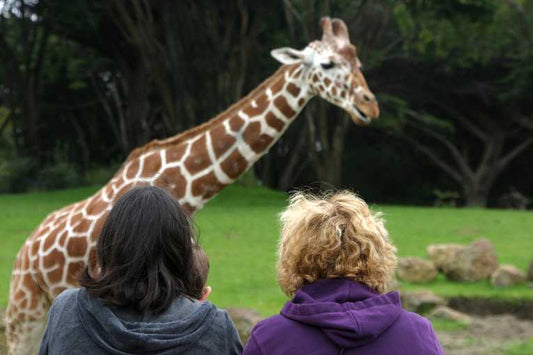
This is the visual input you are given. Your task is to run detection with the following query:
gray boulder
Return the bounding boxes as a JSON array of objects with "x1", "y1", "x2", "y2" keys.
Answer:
[
  {"x1": 490, "y1": 265, "x2": 527, "y2": 288},
  {"x1": 226, "y1": 308, "x2": 263, "y2": 344},
  {"x1": 428, "y1": 306, "x2": 472, "y2": 324},
  {"x1": 444, "y1": 238, "x2": 498, "y2": 282},
  {"x1": 397, "y1": 257, "x2": 438, "y2": 283},
  {"x1": 427, "y1": 244, "x2": 465, "y2": 272},
  {"x1": 400, "y1": 290, "x2": 446, "y2": 314}
]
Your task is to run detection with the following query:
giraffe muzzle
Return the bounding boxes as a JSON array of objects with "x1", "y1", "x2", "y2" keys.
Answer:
[{"x1": 351, "y1": 105, "x2": 371, "y2": 126}]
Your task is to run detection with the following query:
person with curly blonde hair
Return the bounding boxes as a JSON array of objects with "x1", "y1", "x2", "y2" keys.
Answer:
[{"x1": 243, "y1": 191, "x2": 443, "y2": 355}]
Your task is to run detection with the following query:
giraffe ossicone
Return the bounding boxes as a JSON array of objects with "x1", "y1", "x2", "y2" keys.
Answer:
[{"x1": 6, "y1": 16, "x2": 379, "y2": 355}]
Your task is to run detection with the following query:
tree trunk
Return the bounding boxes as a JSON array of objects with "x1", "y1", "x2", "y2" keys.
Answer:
[
  {"x1": 464, "y1": 183, "x2": 489, "y2": 207},
  {"x1": 278, "y1": 130, "x2": 309, "y2": 191}
]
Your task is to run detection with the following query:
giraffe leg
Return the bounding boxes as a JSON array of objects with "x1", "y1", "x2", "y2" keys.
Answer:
[{"x1": 6, "y1": 249, "x2": 51, "y2": 355}]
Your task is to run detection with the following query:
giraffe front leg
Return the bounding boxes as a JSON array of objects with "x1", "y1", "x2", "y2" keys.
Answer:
[{"x1": 6, "y1": 269, "x2": 51, "y2": 355}]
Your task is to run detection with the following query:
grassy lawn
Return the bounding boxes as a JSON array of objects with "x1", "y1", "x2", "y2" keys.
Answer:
[{"x1": 1, "y1": 185, "x2": 532, "y2": 316}]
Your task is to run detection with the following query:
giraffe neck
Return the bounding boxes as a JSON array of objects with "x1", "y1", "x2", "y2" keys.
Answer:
[{"x1": 116, "y1": 64, "x2": 313, "y2": 212}]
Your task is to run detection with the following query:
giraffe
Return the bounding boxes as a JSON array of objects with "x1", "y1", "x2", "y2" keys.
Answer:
[{"x1": 5, "y1": 17, "x2": 379, "y2": 354}]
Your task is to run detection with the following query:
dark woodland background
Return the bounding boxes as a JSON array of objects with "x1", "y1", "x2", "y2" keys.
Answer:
[{"x1": 0, "y1": 0, "x2": 532, "y2": 208}]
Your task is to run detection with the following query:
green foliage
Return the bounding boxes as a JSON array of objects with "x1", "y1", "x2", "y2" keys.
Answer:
[
  {"x1": 83, "y1": 164, "x2": 121, "y2": 186},
  {"x1": 392, "y1": 0, "x2": 523, "y2": 68},
  {"x1": 38, "y1": 146, "x2": 80, "y2": 190},
  {"x1": 38, "y1": 162, "x2": 80, "y2": 190},
  {"x1": 0, "y1": 155, "x2": 36, "y2": 193},
  {"x1": 433, "y1": 189, "x2": 461, "y2": 207}
]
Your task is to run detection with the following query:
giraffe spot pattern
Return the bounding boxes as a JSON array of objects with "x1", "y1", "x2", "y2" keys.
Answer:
[
  {"x1": 192, "y1": 171, "x2": 227, "y2": 199},
  {"x1": 166, "y1": 144, "x2": 187, "y2": 163},
  {"x1": 243, "y1": 93, "x2": 269, "y2": 117},
  {"x1": 141, "y1": 152, "x2": 162, "y2": 178},
  {"x1": 265, "y1": 112, "x2": 285, "y2": 132},
  {"x1": 125, "y1": 160, "x2": 139, "y2": 179},
  {"x1": 185, "y1": 135, "x2": 211, "y2": 174},
  {"x1": 210, "y1": 124, "x2": 236, "y2": 158},
  {"x1": 229, "y1": 116, "x2": 245, "y2": 132},
  {"x1": 243, "y1": 122, "x2": 275, "y2": 153},
  {"x1": 287, "y1": 83, "x2": 301, "y2": 97},
  {"x1": 221, "y1": 149, "x2": 248, "y2": 179},
  {"x1": 274, "y1": 96, "x2": 296, "y2": 118},
  {"x1": 66, "y1": 237, "x2": 87, "y2": 258},
  {"x1": 155, "y1": 166, "x2": 186, "y2": 199}
]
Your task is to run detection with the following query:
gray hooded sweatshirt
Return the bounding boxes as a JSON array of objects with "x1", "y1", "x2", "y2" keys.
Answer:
[{"x1": 39, "y1": 288, "x2": 243, "y2": 354}]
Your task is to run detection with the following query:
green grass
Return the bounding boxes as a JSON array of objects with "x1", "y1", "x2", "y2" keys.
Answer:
[
  {"x1": 1, "y1": 185, "x2": 532, "y2": 316},
  {"x1": 505, "y1": 338, "x2": 533, "y2": 355},
  {"x1": 429, "y1": 318, "x2": 470, "y2": 332}
]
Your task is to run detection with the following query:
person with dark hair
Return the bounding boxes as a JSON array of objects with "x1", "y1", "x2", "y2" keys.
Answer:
[
  {"x1": 190, "y1": 244, "x2": 212, "y2": 301},
  {"x1": 38, "y1": 186, "x2": 242, "y2": 355}
]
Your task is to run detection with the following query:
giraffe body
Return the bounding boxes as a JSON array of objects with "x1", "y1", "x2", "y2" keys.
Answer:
[{"x1": 6, "y1": 17, "x2": 379, "y2": 354}]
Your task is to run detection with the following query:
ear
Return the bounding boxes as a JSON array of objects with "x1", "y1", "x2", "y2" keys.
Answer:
[
  {"x1": 271, "y1": 47, "x2": 307, "y2": 65},
  {"x1": 199, "y1": 286, "x2": 212, "y2": 302}
]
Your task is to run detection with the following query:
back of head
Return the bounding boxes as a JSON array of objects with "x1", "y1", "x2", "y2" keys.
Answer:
[
  {"x1": 189, "y1": 244, "x2": 210, "y2": 299},
  {"x1": 79, "y1": 185, "x2": 196, "y2": 314},
  {"x1": 277, "y1": 191, "x2": 397, "y2": 296}
]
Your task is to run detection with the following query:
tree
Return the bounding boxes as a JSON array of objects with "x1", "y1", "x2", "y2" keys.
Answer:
[
  {"x1": 0, "y1": 0, "x2": 50, "y2": 157},
  {"x1": 380, "y1": 0, "x2": 533, "y2": 206}
]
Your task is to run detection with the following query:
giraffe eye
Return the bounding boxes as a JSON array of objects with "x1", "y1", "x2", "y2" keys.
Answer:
[{"x1": 321, "y1": 62, "x2": 335, "y2": 69}]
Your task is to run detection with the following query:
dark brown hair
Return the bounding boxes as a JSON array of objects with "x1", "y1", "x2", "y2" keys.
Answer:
[
  {"x1": 79, "y1": 185, "x2": 197, "y2": 314},
  {"x1": 189, "y1": 244, "x2": 210, "y2": 299}
]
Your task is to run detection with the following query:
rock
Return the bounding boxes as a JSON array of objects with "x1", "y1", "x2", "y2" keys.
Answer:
[
  {"x1": 444, "y1": 238, "x2": 499, "y2": 282},
  {"x1": 490, "y1": 265, "x2": 527, "y2": 288},
  {"x1": 528, "y1": 260, "x2": 533, "y2": 281},
  {"x1": 226, "y1": 308, "x2": 263, "y2": 344},
  {"x1": 428, "y1": 306, "x2": 472, "y2": 324},
  {"x1": 397, "y1": 257, "x2": 438, "y2": 283},
  {"x1": 384, "y1": 279, "x2": 401, "y2": 293},
  {"x1": 400, "y1": 290, "x2": 446, "y2": 314},
  {"x1": 427, "y1": 244, "x2": 465, "y2": 272}
]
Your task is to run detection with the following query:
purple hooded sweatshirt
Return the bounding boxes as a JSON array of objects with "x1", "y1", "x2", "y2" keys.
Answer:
[{"x1": 243, "y1": 278, "x2": 444, "y2": 355}]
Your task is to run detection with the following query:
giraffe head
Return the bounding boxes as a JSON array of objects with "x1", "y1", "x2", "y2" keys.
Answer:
[{"x1": 271, "y1": 17, "x2": 379, "y2": 125}]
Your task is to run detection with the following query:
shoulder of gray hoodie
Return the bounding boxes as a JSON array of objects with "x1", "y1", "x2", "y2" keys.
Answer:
[{"x1": 39, "y1": 288, "x2": 243, "y2": 355}]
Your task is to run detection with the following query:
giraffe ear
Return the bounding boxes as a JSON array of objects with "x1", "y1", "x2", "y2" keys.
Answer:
[{"x1": 271, "y1": 47, "x2": 308, "y2": 65}]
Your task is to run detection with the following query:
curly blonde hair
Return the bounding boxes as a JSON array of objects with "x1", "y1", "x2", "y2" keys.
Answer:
[{"x1": 277, "y1": 191, "x2": 397, "y2": 296}]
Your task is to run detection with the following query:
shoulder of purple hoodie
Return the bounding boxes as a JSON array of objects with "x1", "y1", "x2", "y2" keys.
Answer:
[{"x1": 242, "y1": 309, "x2": 445, "y2": 355}]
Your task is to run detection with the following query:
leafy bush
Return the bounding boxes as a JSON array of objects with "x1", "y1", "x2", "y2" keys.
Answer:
[
  {"x1": 0, "y1": 156, "x2": 36, "y2": 193},
  {"x1": 38, "y1": 161, "x2": 80, "y2": 190},
  {"x1": 83, "y1": 163, "x2": 122, "y2": 186},
  {"x1": 433, "y1": 189, "x2": 461, "y2": 207}
]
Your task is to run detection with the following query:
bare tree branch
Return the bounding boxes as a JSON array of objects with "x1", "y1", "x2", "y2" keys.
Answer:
[
  {"x1": 406, "y1": 109, "x2": 473, "y2": 177},
  {"x1": 401, "y1": 134, "x2": 463, "y2": 183},
  {"x1": 498, "y1": 137, "x2": 533, "y2": 169}
]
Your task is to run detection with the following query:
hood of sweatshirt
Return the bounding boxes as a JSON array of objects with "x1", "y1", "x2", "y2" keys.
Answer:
[
  {"x1": 76, "y1": 289, "x2": 218, "y2": 354},
  {"x1": 281, "y1": 278, "x2": 402, "y2": 349}
]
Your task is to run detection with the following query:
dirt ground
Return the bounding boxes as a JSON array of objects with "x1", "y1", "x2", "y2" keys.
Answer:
[
  {"x1": 436, "y1": 314, "x2": 533, "y2": 354},
  {"x1": 0, "y1": 332, "x2": 5, "y2": 355},
  {"x1": 0, "y1": 314, "x2": 532, "y2": 354}
]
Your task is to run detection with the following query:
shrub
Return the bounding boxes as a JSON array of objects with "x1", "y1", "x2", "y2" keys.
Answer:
[
  {"x1": 38, "y1": 161, "x2": 80, "y2": 190},
  {"x1": 0, "y1": 156, "x2": 36, "y2": 193},
  {"x1": 83, "y1": 163, "x2": 122, "y2": 186}
]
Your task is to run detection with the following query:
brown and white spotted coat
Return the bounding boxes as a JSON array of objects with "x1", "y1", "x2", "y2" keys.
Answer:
[{"x1": 6, "y1": 17, "x2": 379, "y2": 354}]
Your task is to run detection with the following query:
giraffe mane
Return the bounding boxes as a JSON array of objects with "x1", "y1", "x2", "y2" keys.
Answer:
[{"x1": 124, "y1": 65, "x2": 293, "y2": 163}]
